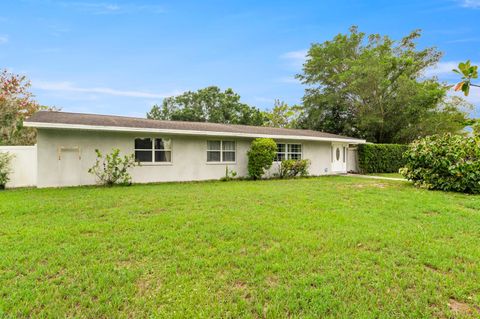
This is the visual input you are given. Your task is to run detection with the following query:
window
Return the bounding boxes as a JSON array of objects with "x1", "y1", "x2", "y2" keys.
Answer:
[
  {"x1": 288, "y1": 144, "x2": 302, "y2": 160},
  {"x1": 275, "y1": 144, "x2": 286, "y2": 161},
  {"x1": 275, "y1": 143, "x2": 302, "y2": 161},
  {"x1": 207, "y1": 140, "x2": 236, "y2": 162},
  {"x1": 134, "y1": 138, "x2": 172, "y2": 163}
]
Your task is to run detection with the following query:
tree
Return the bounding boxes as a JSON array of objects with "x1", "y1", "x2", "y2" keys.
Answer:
[
  {"x1": 453, "y1": 60, "x2": 479, "y2": 96},
  {"x1": 0, "y1": 70, "x2": 40, "y2": 145},
  {"x1": 473, "y1": 120, "x2": 480, "y2": 137},
  {"x1": 146, "y1": 86, "x2": 265, "y2": 126},
  {"x1": 263, "y1": 99, "x2": 302, "y2": 128},
  {"x1": 297, "y1": 26, "x2": 470, "y2": 143}
]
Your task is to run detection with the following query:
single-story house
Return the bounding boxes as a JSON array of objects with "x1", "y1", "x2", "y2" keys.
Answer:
[{"x1": 23, "y1": 111, "x2": 366, "y2": 188}]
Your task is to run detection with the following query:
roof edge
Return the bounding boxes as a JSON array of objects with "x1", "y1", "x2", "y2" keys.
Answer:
[{"x1": 24, "y1": 121, "x2": 366, "y2": 144}]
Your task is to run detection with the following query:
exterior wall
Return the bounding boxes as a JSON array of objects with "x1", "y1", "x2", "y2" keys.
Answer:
[
  {"x1": 265, "y1": 140, "x2": 335, "y2": 178},
  {"x1": 36, "y1": 129, "x2": 349, "y2": 188},
  {"x1": 0, "y1": 145, "x2": 37, "y2": 188},
  {"x1": 347, "y1": 147, "x2": 359, "y2": 173}
]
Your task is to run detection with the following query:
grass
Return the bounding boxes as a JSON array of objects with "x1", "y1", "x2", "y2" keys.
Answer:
[
  {"x1": 367, "y1": 172, "x2": 404, "y2": 179},
  {"x1": 0, "y1": 176, "x2": 479, "y2": 318}
]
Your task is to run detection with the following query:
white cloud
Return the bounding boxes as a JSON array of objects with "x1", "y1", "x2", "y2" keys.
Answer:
[
  {"x1": 460, "y1": 0, "x2": 480, "y2": 8},
  {"x1": 34, "y1": 81, "x2": 180, "y2": 99},
  {"x1": 0, "y1": 35, "x2": 8, "y2": 44},
  {"x1": 280, "y1": 49, "x2": 308, "y2": 69},
  {"x1": 424, "y1": 61, "x2": 460, "y2": 77},
  {"x1": 59, "y1": 2, "x2": 165, "y2": 14},
  {"x1": 425, "y1": 61, "x2": 480, "y2": 79}
]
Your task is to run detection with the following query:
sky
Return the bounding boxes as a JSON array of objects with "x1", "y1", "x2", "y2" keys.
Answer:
[{"x1": 1, "y1": 0, "x2": 480, "y2": 118}]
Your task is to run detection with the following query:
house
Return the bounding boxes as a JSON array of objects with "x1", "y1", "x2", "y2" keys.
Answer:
[{"x1": 21, "y1": 111, "x2": 366, "y2": 188}]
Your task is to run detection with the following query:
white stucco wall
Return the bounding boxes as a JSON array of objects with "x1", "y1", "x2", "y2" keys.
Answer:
[
  {"x1": 0, "y1": 145, "x2": 37, "y2": 188},
  {"x1": 347, "y1": 147, "x2": 359, "y2": 173},
  {"x1": 36, "y1": 129, "x2": 349, "y2": 188}
]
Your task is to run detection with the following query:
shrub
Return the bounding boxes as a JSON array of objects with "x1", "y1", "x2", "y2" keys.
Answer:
[
  {"x1": 0, "y1": 152, "x2": 13, "y2": 189},
  {"x1": 220, "y1": 166, "x2": 237, "y2": 181},
  {"x1": 400, "y1": 134, "x2": 480, "y2": 194},
  {"x1": 88, "y1": 149, "x2": 136, "y2": 186},
  {"x1": 247, "y1": 138, "x2": 277, "y2": 180},
  {"x1": 357, "y1": 144, "x2": 408, "y2": 173},
  {"x1": 278, "y1": 159, "x2": 310, "y2": 178}
]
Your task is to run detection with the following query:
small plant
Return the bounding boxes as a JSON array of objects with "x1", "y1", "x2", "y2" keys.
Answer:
[
  {"x1": 0, "y1": 152, "x2": 13, "y2": 189},
  {"x1": 278, "y1": 159, "x2": 310, "y2": 178},
  {"x1": 220, "y1": 166, "x2": 237, "y2": 181},
  {"x1": 400, "y1": 133, "x2": 480, "y2": 194},
  {"x1": 247, "y1": 138, "x2": 277, "y2": 180},
  {"x1": 88, "y1": 149, "x2": 136, "y2": 186}
]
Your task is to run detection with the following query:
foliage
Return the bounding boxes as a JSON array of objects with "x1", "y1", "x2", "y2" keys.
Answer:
[
  {"x1": 1, "y1": 178, "x2": 480, "y2": 317},
  {"x1": 473, "y1": 120, "x2": 480, "y2": 137},
  {"x1": 0, "y1": 70, "x2": 57, "y2": 145},
  {"x1": 146, "y1": 86, "x2": 265, "y2": 126},
  {"x1": 263, "y1": 100, "x2": 302, "y2": 128},
  {"x1": 0, "y1": 152, "x2": 13, "y2": 188},
  {"x1": 88, "y1": 149, "x2": 136, "y2": 186},
  {"x1": 297, "y1": 26, "x2": 470, "y2": 143},
  {"x1": 357, "y1": 144, "x2": 408, "y2": 173},
  {"x1": 0, "y1": 70, "x2": 38, "y2": 145},
  {"x1": 453, "y1": 60, "x2": 479, "y2": 96},
  {"x1": 247, "y1": 138, "x2": 277, "y2": 180},
  {"x1": 401, "y1": 134, "x2": 480, "y2": 194},
  {"x1": 220, "y1": 166, "x2": 237, "y2": 181},
  {"x1": 278, "y1": 159, "x2": 310, "y2": 178}
]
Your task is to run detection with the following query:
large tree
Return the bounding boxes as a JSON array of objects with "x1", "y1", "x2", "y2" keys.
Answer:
[
  {"x1": 1, "y1": 70, "x2": 40, "y2": 145},
  {"x1": 263, "y1": 99, "x2": 302, "y2": 128},
  {"x1": 297, "y1": 26, "x2": 470, "y2": 143},
  {"x1": 147, "y1": 86, "x2": 265, "y2": 126}
]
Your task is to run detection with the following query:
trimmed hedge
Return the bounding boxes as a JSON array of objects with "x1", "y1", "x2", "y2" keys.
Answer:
[
  {"x1": 357, "y1": 144, "x2": 408, "y2": 173},
  {"x1": 247, "y1": 138, "x2": 277, "y2": 180}
]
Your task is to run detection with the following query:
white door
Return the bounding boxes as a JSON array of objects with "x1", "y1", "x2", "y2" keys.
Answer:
[
  {"x1": 331, "y1": 143, "x2": 347, "y2": 173},
  {"x1": 57, "y1": 147, "x2": 82, "y2": 186}
]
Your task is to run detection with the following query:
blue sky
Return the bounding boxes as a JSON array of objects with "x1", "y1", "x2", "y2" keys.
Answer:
[{"x1": 1, "y1": 0, "x2": 480, "y2": 118}]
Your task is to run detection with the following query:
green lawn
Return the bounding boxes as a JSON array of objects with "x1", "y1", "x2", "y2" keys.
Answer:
[
  {"x1": 1, "y1": 177, "x2": 479, "y2": 318},
  {"x1": 367, "y1": 172, "x2": 404, "y2": 179}
]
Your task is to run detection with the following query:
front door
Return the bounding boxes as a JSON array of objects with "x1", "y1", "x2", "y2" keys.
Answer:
[{"x1": 331, "y1": 143, "x2": 347, "y2": 173}]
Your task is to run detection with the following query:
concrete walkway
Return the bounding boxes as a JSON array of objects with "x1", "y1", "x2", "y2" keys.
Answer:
[{"x1": 345, "y1": 173, "x2": 407, "y2": 182}]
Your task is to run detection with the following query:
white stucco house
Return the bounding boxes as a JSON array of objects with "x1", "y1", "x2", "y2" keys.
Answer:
[{"x1": 17, "y1": 111, "x2": 365, "y2": 188}]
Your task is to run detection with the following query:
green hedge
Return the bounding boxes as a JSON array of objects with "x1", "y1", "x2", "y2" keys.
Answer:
[
  {"x1": 357, "y1": 144, "x2": 408, "y2": 173},
  {"x1": 401, "y1": 134, "x2": 480, "y2": 194}
]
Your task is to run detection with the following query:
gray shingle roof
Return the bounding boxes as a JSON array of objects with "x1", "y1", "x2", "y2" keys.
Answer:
[{"x1": 25, "y1": 111, "x2": 365, "y2": 142}]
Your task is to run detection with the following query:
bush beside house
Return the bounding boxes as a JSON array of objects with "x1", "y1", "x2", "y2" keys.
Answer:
[
  {"x1": 357, "y1": 144, "x2": 408, "y2": 173},
  {"x1": 88, "y1": 149, "x2": 136, "y2": 186},
  {"x1": 0, "y1": 152, "x2": 13, "y2": 189},
  {"x1": 278, "y1": 159, "x2": 310, "y2": 178},
  {"x1": 247, "y1": 138, "x2": 277, "y2": 180},
  {"x1": 401, "y1": 134, "x2": 480, "y2": 194}
]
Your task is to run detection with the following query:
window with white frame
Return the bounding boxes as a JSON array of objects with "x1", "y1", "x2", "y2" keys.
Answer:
[
  {"x1": 207, "y1": 140, "x2": 236, "y2": 162},
  {"x1": 275, "y1": 143, "x2": 302, "y2": 161},
  {"x1": 134, "y1": 138, "x2": 172, "y2": 163}
]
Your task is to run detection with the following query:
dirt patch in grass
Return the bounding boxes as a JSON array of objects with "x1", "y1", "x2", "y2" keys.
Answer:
[
  {"x1": 448, "y1": 298, "x2": 480, "y2": 317},
  {"x1": 265, "y1": 275, "x2": 279, "y2": 288},
  {"x1": 136, "y1": 273, "x2": 163, "y2": 298}
]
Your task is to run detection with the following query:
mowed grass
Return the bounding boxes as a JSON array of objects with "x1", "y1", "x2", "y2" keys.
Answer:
[
  {"x1": 368, "y1": 172, "x2": 404, "y2": 179},
  {"x1": 0, "y1": 177, "x2": 479, "y2": 318}
]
